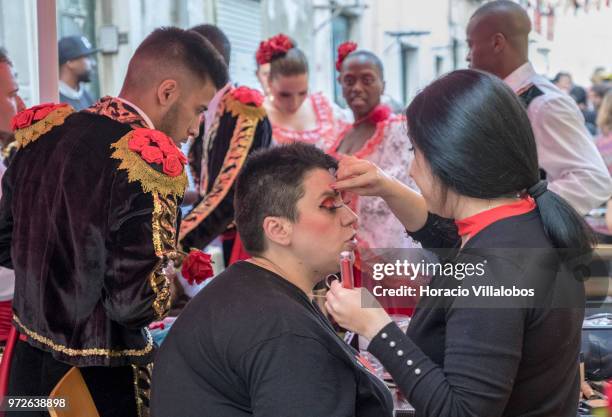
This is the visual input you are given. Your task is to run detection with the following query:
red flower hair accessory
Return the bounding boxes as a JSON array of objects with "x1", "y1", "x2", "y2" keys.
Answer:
[
  {"x1": 256, "y1": 34, "x2": 294, "y2": 65},
  {"x1": 181, "y1": 250, "x2": 214, "y2": 285},
  {"x1": 231, "y1": 86, "x2": 264, "y2": 107},
  {"x1": 128, "y1": 128, "x2": 187, "y2": 177},
  {"x1": 10, "y1": 103, "x2": 69, "y2": 131},
  {"x1": 336, "y1": 41, "x2": 358, "y2": 71}
]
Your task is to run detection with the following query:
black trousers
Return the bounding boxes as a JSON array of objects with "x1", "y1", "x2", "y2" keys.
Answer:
[{"x1": 6, "y1": 340, "x2": 139, "y2": 417}]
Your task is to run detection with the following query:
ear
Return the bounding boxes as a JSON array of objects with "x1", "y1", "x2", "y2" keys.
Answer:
[
  {"x1": 262, "y1": 216, "x2": 293, "y2": 247},
  {"x1": 156, "y1": 79, "x2": 180, "y2": 107},
  {"x1": 381, "y1": 79, "x2": 386, "y2": 95},
  {"x1": 492, "y1": 33, "x2": 506, "y2": 54}
]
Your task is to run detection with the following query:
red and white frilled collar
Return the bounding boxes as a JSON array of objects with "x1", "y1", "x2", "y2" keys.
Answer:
[{"x1": 455, "y1": 197, "x2": 536, "y2": 239}]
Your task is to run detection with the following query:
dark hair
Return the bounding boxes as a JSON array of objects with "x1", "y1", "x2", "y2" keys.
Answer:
[
  {"x1": 552, "y1": 71, "x2": 571, "y2": 83},
  {"x1": 569, "y1": 85, "x2": 587, "y2": 105},
  {"x1": 0, "y1": 47, "x2": 12, "y2": 66},
  {"x1": 126, "y1": 27, "x2": 228, "y2": 90},
  {"x1": 269, "y1": 47, "x2": 309, "y2": 80},
  {"x1": 234, "y1": 143, "x2": 337, "y2": 254},
  {"x1": 342, "y1": 50, "x2": 384, "y2": 80},
  {"x1": 189, "y1": 24, "x2": 231, "y2": 66},
  {"x1": 406, "y1": 69, "x2": 594, "y2": 253}
]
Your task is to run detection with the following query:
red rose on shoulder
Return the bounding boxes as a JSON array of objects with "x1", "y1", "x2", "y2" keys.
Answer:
[
  {"x1": 231, "y1": 86, "x2": 264, "y2": 107},
  {"x1": 141, "y1": 145, "x2": 164, "y2": 164},
  {"x1": 10, "y1": 110, "x2": 34, "y2": 131},
  {"x1": 31, "y1": 103, "x2": 57, "y2": 120},
  {"x1": 336, "y1": 41, "x2": 358, "y2": 71},
  {"x1": 181, "y1": 250, "x2": 214, "y2": 285},
  {"x1": 162, "y1": 154, "x2": 184, "y2": 177},
  {"x1": 128, "y1": 132, "x2": 152, "y2": 152},
  {"x1": 148, "y1": 130, "x2": 170, "y2": 146}
]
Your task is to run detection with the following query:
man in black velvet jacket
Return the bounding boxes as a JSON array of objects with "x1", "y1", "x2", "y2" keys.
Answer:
[
  {"x1": 0, "y1": 27, "x2": 227, "y2": 417},
  {"x1": 179, "y1": 24, "x2": 271, "y2": 264}
]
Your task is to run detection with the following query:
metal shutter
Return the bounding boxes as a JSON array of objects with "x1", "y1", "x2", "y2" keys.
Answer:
[{"x1": 216, "y1": 0, "x2": 262, "y2": 89}]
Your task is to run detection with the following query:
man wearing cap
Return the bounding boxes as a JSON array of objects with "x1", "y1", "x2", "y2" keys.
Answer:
[{"x1": 58, "y1": 35, "x2": 99, "y2": 110}]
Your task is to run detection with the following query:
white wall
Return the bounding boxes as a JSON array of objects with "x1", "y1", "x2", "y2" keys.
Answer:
[{"x1": 546, "y1": 5, "x2": 612, "y2": 86}]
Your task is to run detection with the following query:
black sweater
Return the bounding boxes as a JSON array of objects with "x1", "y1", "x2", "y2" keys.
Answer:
[
  {"x1": 151, "y1": 261, "x2": 393, "y2": 417},
  {"x1": 368, "y1": 211, "x2": 584, "y2": 416}
]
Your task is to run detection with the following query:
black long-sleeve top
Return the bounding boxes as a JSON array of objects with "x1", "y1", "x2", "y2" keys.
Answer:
[
  {"x1": 367, "y1": 211, "x2": 585, "y2": 416},
  {"x1": 151, "y1": 261, "x2": 393, "y2": 417}
]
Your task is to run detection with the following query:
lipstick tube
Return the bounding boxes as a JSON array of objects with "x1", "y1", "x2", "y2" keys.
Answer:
[{"x1": 340, "y1": 251, "x2": 355, "y2": 289}]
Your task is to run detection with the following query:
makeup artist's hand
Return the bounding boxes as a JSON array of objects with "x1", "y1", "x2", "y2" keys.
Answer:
[
  {"x1": 325, "y1": 280, "x2": 392, "y2": 340},
  {"x1": 332, "y1": 154, "x2": 396, "y2": 198}
]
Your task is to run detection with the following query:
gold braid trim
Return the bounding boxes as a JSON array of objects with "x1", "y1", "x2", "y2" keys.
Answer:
[
  {"x1": 224, "y1": 94, "x2": 266, "y2": 121},
  {"x1": 132, "y1": 362, "x2": 154, "y2": 417},
  {"x1": 110, "y1": 132, "x2": 188, "y2": 198},
  {"x1": 15, "y1": 106, "x2": 75, "y2": 149},
  {"x1": 1, "y1": 141, "x2": 18, "y2": 159},
  {"x1": 179, "y1": 112, "x2": 259, "y2": 241},
  {"x1": 150, "y1": 193, "x2": 176, "y2": 319},
  {"x1": 13, "y1": 314, "x2": 153, "y2": 357}
]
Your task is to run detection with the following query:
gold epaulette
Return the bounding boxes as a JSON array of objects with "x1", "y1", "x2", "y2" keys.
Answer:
[
  {"x1": 224, "y1": 86, "x2": 267, "y2": 121},
  {"x1": 13, "y1": 104, "x2": 74, "y2": 149},
  {"x1": 110, "y1": 129, "x2": 188, "y2": 198}
]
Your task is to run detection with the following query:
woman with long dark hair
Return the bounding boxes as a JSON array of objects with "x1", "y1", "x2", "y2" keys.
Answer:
[{"x1": 325, "y1": 69, "x2": 593, "y2": 416}]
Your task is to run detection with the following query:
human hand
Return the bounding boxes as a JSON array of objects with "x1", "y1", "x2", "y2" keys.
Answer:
[
  {"x1": 325, "y1": 280, "x2": 392, "y2": 340},
  {"x1": 332, "y1": 154, "x2": 396, "y2": 198}
]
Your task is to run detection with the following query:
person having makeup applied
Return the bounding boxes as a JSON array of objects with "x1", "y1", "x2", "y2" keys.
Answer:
[{"x1": 151, "y1": 143, "x2": 393, "y2": 417}]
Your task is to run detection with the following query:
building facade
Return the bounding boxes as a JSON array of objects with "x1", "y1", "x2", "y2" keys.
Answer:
[{"x1": 1, "y1": 0, "x2": 609, "y2": 108}]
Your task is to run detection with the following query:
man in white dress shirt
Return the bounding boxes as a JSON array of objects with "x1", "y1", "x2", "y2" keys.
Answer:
[{"x1": 466, "y1": 0, "x2": 611, "y2": 215}]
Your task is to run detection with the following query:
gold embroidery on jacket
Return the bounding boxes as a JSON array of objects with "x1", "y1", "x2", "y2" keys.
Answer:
[
  {"x1": 13, "y1": 314, "x2": 153, "y2": 357},
  {"x1": 133, "y1": 362, "x2": 154, "y2": 417},
  {"x1": 110, "y1": 132, "x2": 187, "y2": 198},
  {"x1": 15, "y1": 106, "x2": 75, "y2": 149},
  {"x1": 150, "y1": 193, "x2": 176, "y2": 319},
  {"x1": 179, "y1": 100, "x2": 260, "y2": 241},
  {"x1": 225, "y1": 94, "x2": 266, "y2": 121}
]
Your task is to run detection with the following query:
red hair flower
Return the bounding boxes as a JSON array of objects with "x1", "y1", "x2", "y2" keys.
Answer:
[
  {"x1": 231, "y1": 86, "x2": 264, "y2": 107},
  {"x1": 256, "y1": 34, "x2": 294, "y2": 65},
  {"x1": 336, "y1": 41, "x2": 358, "y2": 71},
  {"x1": 181, "y1": 250, "x2": 214, "y2": 285},
  {"x1": 128, "y1": 128, "x2": 186, "y2": 177}
]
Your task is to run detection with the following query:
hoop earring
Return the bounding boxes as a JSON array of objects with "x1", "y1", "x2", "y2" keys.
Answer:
[{"x1": 325, "y1": 273, "x2": 340, "y2": 289}]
